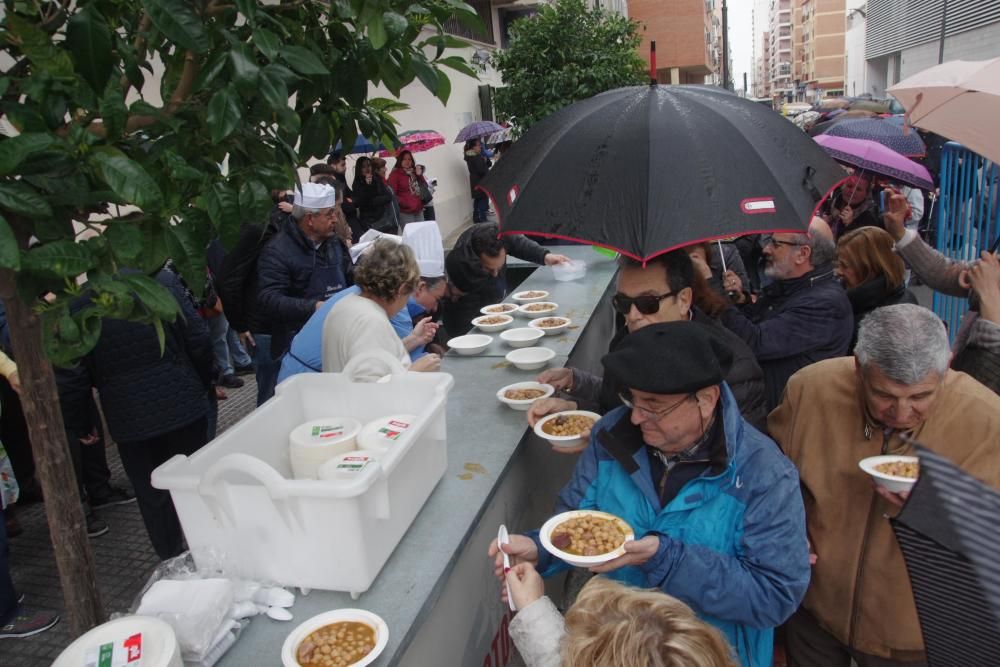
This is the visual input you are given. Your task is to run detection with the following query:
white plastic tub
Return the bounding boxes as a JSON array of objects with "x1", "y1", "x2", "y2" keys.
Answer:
[{"x1": 151, "y1": 352, "x2": 453, "y2": 598}]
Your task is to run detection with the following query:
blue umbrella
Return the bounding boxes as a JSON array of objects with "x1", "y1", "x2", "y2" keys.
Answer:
[
  {"x1": 331, "y1": 135, "x2": 385, "y2": 155},
  {"x1": 454, "y1": 120, "x2": 504, "y2": 143},
  {"x1": 822, "y1": 118, "x2": 926, "y2": 157}
]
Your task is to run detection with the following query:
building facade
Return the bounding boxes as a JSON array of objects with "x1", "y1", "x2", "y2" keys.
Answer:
[
  {"x1": 865, "y1": 0, "x2": 1000, "y2": 98},
  {"x1": 768, "y1": 0, "x2": 795, "y2": 101},
  {"x1": 799, "y1": 0, "x2": 847, "y2": 101},
  {"x1": 630, "y1": 0, "x2": 720, "y2": 84}
]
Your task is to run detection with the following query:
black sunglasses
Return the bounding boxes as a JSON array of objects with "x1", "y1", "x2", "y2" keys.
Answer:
[{"x1": 612, "y1": 291, "x2": 677, "y2": 316}]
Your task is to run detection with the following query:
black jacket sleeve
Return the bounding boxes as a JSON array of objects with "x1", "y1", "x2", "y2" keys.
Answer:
[
  {"x1": 256, "y1": 242, "x2": 317, "y2": 326},
  {"x1": 217, "y1": 223, "x2": 264, "y2": 333},
  {"x1": 158, "y1": 270, "x2": 214, "y2": 389},
  {"x1": 503, "y1": 234, "x2": 550, "y2": 266}
]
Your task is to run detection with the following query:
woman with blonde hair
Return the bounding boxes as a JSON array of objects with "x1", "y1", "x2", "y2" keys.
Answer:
[
  {"x1": 505, "y1": 563, "x2": 737, "y2": 667},
  {"x1": 321, "y1": 240, "x2": 440, "y2": 380},
  {"x1": 835, "y1": 226, "x2": 918, "y2": 348}
]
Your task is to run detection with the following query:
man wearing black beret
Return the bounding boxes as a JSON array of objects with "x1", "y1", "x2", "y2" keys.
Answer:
[{"x1": 494, "y1": 321, "x2": 810, "y2": 667}]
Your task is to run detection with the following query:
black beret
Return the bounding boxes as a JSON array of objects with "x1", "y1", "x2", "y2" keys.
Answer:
[{"x1": 602, "y1": 321, "x2": 734, "y2": 395}]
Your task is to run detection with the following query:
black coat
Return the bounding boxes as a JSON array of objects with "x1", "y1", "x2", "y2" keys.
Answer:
[
  {"x1": 846, "y1": 276, "x2": 918, "y2": 350},
  {"x1": 83, "y1": 270, "x2": 213, "y2": 443},
  {"x1": 722, "y1": 264, "x2": 854, "y2": 410},
  {"x1": 442, "y1": 226, "x2": 549, "y2": 336},
  {"x1": 465, "y1": 152, "x2": 489, "y2": 197},
  {"x1": 216, "y1": 211, "x2": 283, "y2": 334},
  {"x1": 352, "y1": 174, "x2": 394, "y2": 230},
  {"x1": 256, "y1": 219, "x2": 353, "y2": 358},
  {"x1": 596, "y1": 310, "x2": 769, "y2": 431}
]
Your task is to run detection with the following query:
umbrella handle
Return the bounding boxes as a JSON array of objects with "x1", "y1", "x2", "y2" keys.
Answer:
[{"x1": 803, "y1": 166, "x2": 823, "y2": 201}]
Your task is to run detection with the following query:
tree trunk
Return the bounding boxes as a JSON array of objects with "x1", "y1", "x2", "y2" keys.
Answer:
[{"x1": 0, "y1": 276, "x2": 104, "y2": 635}]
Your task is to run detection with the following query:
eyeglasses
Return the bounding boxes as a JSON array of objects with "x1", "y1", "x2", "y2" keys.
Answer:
[
  {"x1": 619, "y1": 392, "x2": 694, "y2": 420},
  {"x1": 612, "y1": 291, "x2": 677, "y2": 316},
  {"x1": 761, "y1": 234, "x2": 804, "y2": 249}
]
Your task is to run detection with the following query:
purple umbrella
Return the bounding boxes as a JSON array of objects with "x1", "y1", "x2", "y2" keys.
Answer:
[
  {"x1": 822, "y1": 117, "x2": 926, "y2": 157},
  {"x1": 455, "y1": 120, "x2": 505, "y2": 143},
  {"x1": 814, "y1": 134, "x2": 933, "y2": 190}
]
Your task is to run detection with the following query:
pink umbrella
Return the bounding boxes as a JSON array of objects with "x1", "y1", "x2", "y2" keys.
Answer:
[
  {"x1": 378, "y1": 130, "x2": 446, "y2": 157},
  {"x1": 813, "y1": 134, "x2": 933, "y2": 190}
]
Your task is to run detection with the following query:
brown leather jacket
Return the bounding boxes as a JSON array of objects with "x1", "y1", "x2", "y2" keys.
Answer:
[{"x1": 769, "y1": 357, "x2": 1000, "y2": 659}]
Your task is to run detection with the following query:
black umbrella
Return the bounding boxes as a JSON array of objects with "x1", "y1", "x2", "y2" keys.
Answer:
[
  {"x1": 477, "y1": 84, "x2": 846, "y2": 262},
  {"x1": 890, "y1": 445, "x2": 1000, "y2": 666}
]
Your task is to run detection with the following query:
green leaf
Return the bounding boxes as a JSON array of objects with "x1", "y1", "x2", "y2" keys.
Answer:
[
  {"x1": 203, "y1": 183, "x2": 240, "y2": 236},
  {"x1": 229, "y1": 44, "x2": 260, "y2": 94},
  {"x1": 141, "y1": 0, "x2": 211, "y2": 53},
  {"x1": 436, "y1": 67, "x2": 452, "y2": 105},
  {"x1": 137, "y1": 220, "x2": 170, "y2": 274},
  {"x1": 0, "y1": 215, "x2": 21, "y2": 270},
  {"x1": 65, "y1": 7, "x2": 114, "y2": 94},
  {"x1": 207, "y1": 86, "x2": 241, "y2": 143},
  {"x1": 192, "y1": 52, "x2": 228, "y2": 93},
  {"x1": 152, "y1": 317, "x2": 166, "y2": 355},
  {"x1": 90, "y1": 148, "x2": 164, "y2": 211},
  {"x1": 438, "y1": 55, "x2": 478, "y2": 78},
  {"x1": 99, "y1": 78, "x2": 128, "y2": 139},
  {"x1": 368, "y1": 97, "x2": 410, "y2": 113},
  {"x1": 280, "y1": 46, "x2": 329, "y2": 75},
  {"x1": 383, "y1": 11, "x2": 408, "y2": 37},
  {"x1": 254, "y1": 28, "x2": 281, "y2": 61},
  {"x1": 411, "y1": 57, "x2": 439, "y2": 95},
  {"x1": 22, "y1": 240, "x2": 93, "y2": 277},
  {"x1": 258, "y1": 65, "x2": 290, "y2": 111},
  {"x1": 367, "y1": 15, "x2": 388, "y2": 50},
  {"x1": 299, "y1": 111, "x2": 331, "y2": 159},
  {"x1": 163, "y1": 152, "x2": 204, "y2": 182},
  {"x1": 0, "y1": 182, "x2": 53, "y2": 218},
  {"x1": 0, "y1": 134, "x2": 57, "y2": 175},
  {"x1": 238, "y1": 180, "x2": 271, "y2": 225},
  {"x1": 120, "y1": 273, "x2": 180, "y2": 321},
  {"x1": 235, "y1": 0, "x2": 256, "y2": 20},
  {"x1": 105, "y1": 222, "x2": 144, "y2": 262}
]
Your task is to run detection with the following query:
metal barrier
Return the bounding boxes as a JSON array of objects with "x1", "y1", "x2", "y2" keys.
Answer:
[{"x1": 932, "y1": 142, "x2": 1000, "y2": 343}]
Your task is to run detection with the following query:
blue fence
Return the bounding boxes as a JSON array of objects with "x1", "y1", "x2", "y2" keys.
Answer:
[{"x1": 932, "y1": 142, "x2": 1000, "y2": 342}]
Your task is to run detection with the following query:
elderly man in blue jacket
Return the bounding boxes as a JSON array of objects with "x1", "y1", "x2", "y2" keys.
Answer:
[{"x1": 493, "y1": 322, "x2": 810, "y2": 667}]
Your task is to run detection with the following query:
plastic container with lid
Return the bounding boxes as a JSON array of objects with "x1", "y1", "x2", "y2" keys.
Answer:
[
  {"x1": 53, "y1": 616, "x2": 183, "y2": 667},
  {"x1": 357, "y1": 414, "x2": 418, "y2": 456},
  {"x1": 288, "y1": 417, "x2": 362, "y2": 479}
]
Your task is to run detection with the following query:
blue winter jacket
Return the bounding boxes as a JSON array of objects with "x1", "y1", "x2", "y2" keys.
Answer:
[{"x1": 530, "y1": 385, "x2": 810, "y2": 667}]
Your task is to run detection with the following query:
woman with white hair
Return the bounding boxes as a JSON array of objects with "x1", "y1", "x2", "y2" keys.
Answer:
[{"x1": 321, "y1": 240, "x2": 440, "y2": 381}]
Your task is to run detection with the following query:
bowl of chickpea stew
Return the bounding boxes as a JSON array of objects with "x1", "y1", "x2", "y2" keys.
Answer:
[
  {"x1": 533, "y1": 410, "x2": 601, "y2": 448},
  {"x1": 282, "y1": 609, "x2": 388, "y2": 667},
  {"x1": 497, "y1": 382, "x2": 555, "y2": 410},
  {"x1": 539, "y1": 510, "x2": 635, "y2": 567},
  {"x1": 859, "y1": 455, "x2": 920, "y2": 494}
]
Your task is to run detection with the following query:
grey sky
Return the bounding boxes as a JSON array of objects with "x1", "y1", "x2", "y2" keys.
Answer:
[{"x1": 727, "y1": 0, "x2": 755, "y2": 93}]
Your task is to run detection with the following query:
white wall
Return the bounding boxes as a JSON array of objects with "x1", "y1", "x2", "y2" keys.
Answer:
[{"x1": 844, "y1": 0, "x2": 867, "y2": 97}]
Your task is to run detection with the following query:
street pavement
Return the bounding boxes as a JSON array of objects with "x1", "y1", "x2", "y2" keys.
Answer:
[{"x1": 4, "y1": 379, "x2": 259, "y2": 666}]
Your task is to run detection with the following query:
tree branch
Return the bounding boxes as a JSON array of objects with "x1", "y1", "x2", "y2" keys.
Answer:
[
  {"x1": 205, "y1": 3, "x2": 235, "y2": 16},
  {"x1": 121, "y1": 14, "x2": 153, "y2": 98},
  {"x1": 166, "y1": 50, "x2": 200, "y2": 115}
]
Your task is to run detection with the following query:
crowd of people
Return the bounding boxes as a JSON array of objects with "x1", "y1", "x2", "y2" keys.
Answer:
[
  {"x1": 0, "y1": 133, "x2": 998, "y2": 667},
  {"x1": 486, "y1": 183, "x2": 1000, "y2": 665}
]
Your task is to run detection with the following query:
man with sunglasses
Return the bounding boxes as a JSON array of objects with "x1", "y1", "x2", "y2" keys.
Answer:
[
  {"x1": 528, "y1": 251, "x2": 767, "y2": 440},
  {"x1": 491, "y1": 322, "x2": 810, "y2": 667},
  {"x1": 721, "y1": 222, "x2": 852, "y2": 411}
]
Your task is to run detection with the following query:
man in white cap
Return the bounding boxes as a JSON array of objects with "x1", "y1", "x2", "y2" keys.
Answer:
[
  {"x1": 276, "y1": 221, "x2": 446, "y2": 382},
  {"x1": 256, "y1": 182, "x2": 352, "y2": 397}
]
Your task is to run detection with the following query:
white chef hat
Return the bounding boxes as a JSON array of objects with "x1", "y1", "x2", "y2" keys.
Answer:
[
  {"x1": 293, "y1": 182, "x2": 338, "y2": 210},
  {"x1": 402, "y1": 221, "x2": 445, "y2": 278}
]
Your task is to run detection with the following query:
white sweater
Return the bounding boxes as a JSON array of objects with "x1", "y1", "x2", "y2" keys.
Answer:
[{"x1": 321, "y1": 294, "x2": 410, "y2": 380}]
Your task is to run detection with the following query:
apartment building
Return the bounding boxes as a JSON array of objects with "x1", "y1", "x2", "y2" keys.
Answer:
[
  {"x1": 768, "y1": 0, "x2": 795, "y2": 101},
  {"x1": 630, "y1": 0, "x2": 720, "y2": 84}
]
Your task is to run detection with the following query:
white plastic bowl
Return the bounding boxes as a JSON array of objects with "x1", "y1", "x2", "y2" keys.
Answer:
[
  {"x1": 500, "y1": 327, "x2": 545, "y2": 348},
  {"x1": 496, "y1": 382, "x2": 555, "y2": 411},
  {"x1": 505, "y1": 346, "x2": 556, "y2": 370},
  {"x1": 511, "y1": 290, "x2": 550, "y2": 303},
  {"x1": 539, "y1": 510, "x2": 635, "y2": 568},
  {"x1": 281, "y1": 608, "x2": 389, "y2": 667},
  {"x1": 480, "y1": 303, "x2": 519, "y2": 316},
  {"x1": 471, "y1": 314, "x2": 514, "y2": 333},
  {"x1": 533, "y1": 410, "x2": 602, "y2": 448},
  {"x1": 859, "y1": 455, "x2": 919, "y2": 494},
  {"x1": 517, "y1": 302, "x2": 559, "y2": 318},
  {"x1": 529, "y1": 316, "x2": 571, "y2": 336},
  {"x1": 447, "y1": 334, "x2": 493, "y2": 355}
]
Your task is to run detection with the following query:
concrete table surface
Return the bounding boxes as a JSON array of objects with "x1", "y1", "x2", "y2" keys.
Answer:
[{"x1": 216, "y1": 247, "x2": 616, "y2": 666}]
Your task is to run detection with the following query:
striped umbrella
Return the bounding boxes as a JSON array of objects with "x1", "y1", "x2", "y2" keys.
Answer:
[
  {"x1": 822, "y1": 117, "x2": 926, "y2": 157},
  {"x1": 455, "y1": 120, "x2": 504, "y2": 143},
  {"x1": 378, "y1": 130, "x2": 446, "y2": 157},
  {"x1": 890, "y1": 445, "x2": 1000, "y2": 666}
]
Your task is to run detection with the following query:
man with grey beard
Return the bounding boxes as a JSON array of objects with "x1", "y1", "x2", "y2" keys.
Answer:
[{"x1": 721, "y1": 221, "x2": 853, "y2": 410}]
